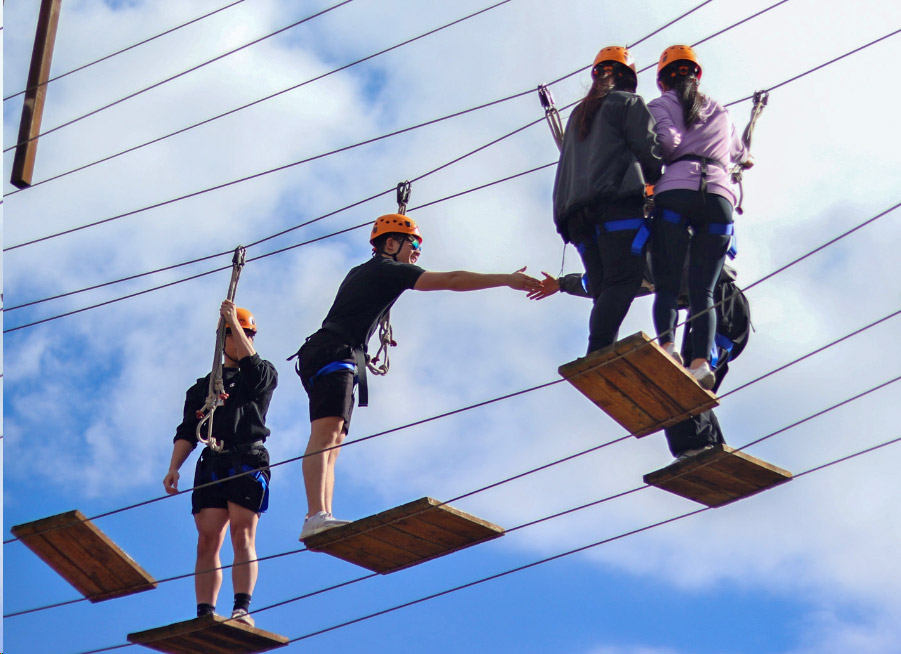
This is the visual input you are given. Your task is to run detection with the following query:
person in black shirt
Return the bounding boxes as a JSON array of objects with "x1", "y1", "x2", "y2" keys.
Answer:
[
  {"x1": 164, "y1": 300, "x2": 277, "y2": 627},
  {"x1": 295, "y1": 213, "x2": 540, "y2": 539}
]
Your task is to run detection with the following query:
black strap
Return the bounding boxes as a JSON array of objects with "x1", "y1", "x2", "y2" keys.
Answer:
[
  {"x1": 671, "y1": 154, "x2": 726, "y2": 203},
  {"x1": 321, "y1": 321, "x2": 369, "y2": 408}
]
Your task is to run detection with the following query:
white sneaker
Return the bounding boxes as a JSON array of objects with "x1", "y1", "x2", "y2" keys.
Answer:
[
  {"x1": 663, "y1": 343, "x2": 684, "y2": 366},
  {"x1": 230, "y1": 608, "x2": 254, "y2": 628},
  {"x1": 300, "y1": 511, "x2": 351, "y2": 540},
  {"x1": 689, "y1": 362, "x2": 716, "y2": 390},
  {"x1": 675, "y1": 445, "x2": 715, "y2": 462}
]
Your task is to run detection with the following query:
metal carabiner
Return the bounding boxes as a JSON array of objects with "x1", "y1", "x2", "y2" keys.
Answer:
[
  {"x1": 537, "y1": 84, "x2": 565, "y2": 152},
  {"x1": 396, "y1": 181, "x2": 412, "y2": 214}
]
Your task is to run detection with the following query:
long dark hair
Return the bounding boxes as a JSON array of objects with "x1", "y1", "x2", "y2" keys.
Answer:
[
  {"x1": 660, "y1": 62, "x2": 705, "y2": 126},
  {"x1": 575, "y1": 64, "x2": 637, "y2": 140}
]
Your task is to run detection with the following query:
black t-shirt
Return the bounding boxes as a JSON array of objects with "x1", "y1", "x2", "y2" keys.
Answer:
[
  {"x1": 319, "y1": 256, "x2": 425, "y2": 347},
  {"x1": 174, "y1": 353, "x2": 278, "y2": 449}
]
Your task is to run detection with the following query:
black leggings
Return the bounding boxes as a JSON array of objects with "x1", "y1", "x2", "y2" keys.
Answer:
[
  {"x1": 651, "y1": 189, "x2": 733, "y2": 362},
  {"x1": 570, "y1": 205, "x2": 646, "y2": 353}
]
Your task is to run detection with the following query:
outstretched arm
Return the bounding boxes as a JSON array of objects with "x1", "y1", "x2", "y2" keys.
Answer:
[{"x1": 414, "y1": 267, "x2": 540, "y2": 292}]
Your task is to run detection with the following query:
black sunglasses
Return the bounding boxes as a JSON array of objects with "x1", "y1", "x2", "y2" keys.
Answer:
[{"x1": 225, "y1": 328, "x2": 256, "y2": 338}]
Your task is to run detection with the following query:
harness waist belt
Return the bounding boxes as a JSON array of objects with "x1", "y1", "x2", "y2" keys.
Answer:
[
  {"x1": 670, "y1": 154, "x2": 727, "y2": 171},
  {"x1": 321, "y1": 321, "x2": 369, "y2": 408},
  {"x1": 596, "y1": 217, "x2": 650, "y2": 256},
  {"x1": 206, "y1": 440, "x2": 264, "y2": 454}
]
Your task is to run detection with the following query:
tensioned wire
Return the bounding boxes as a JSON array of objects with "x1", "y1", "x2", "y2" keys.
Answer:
[
  {"x1": 5, "y1": 292, "x2": 898, "y2": 560},
  {"x1": 5, "y1": 0, "x2": 496, "y2": 156},
  {"x1": 58, "y1": 432, "x2": 901, "y2": 654},
  {"x1": 6, "y1": 21, "x2": 896, "y2": 323},
  {"x1": 6, "y1": 196, "x2": 899, "y2": 547},
  {"x1": 2, "y1": 0, "x2": 249, "y2": 102},
  {"x1": 4, "y1": 0, "x2": 896, "y2": 640},
  {"x1": 3, "y1": 0, "x2": 718, "y2": 198},
  {"x1": 4, "y1": 0, "x2": 758, "y2": 250},
  {"x1": 2, "y1": 0, "x2": 520, "y2": 194},
  {"x1": 5, "y1": 270, "x2": 899, "y2": 613},
  {"x1": 11, "y1": 355, "x2": 898, "y2": 619}
]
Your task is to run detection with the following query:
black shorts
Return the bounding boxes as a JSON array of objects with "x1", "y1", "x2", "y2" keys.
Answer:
[
  {"x1": 296, "y1": 333, "x2": 356, "y2": 430},
  {"x1": 192, "y1": 446, "x2": 271, "y2": 515}
]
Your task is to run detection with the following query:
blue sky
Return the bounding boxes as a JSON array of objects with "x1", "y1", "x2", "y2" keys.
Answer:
[{"x1": 3, "y1": 0, "x2": 901, "y2": 652}]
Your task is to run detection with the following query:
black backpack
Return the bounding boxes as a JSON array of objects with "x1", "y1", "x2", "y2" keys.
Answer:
[{"x1": 713, "y1": 267, "x2": 752, "y2": 362}]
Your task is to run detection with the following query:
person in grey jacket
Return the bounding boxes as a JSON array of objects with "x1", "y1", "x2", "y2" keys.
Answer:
[
  {"x1": 552, "y1": 45, "x2": 663, "y2": 354},
  {"x1": 647, "y1": 45, "x2": 751, "y2": 389}
]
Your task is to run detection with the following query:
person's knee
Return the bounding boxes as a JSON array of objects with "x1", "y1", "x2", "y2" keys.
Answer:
[
  {"x1": 230, "y1": 526, "x2": 255, "y2": 552},
  {"x1": 308, "y1": 418, "x2": 345, "y2": 449},
  {"x1": 196, "y1": 530, "x2": 222, "y2": 557}
]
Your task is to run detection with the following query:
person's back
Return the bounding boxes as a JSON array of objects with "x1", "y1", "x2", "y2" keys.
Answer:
[{"x1": 649, "y1": 90, "x2": 745, "y2": 205}]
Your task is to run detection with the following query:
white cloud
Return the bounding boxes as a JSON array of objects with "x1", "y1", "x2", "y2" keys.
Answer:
[{"x1": 3, "y1": 0, "x2": 901, "y2": 652}]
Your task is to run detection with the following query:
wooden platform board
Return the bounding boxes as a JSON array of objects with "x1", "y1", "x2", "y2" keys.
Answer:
[
  {"x1": 127, "y1": 614, "x2": 288, "y2": 654},
  {"x1": 644, "y1": 444, "x2": 793, "y2": 507},
  {"x1": 10, "y1": 509, "x2": 157, "y2": 602},
  {"x1": 303, "y1": 497, "x2": 504, "y2": 574},
  {"x1": 559, "y1": 331, "x2": 719, "y2": 437}
]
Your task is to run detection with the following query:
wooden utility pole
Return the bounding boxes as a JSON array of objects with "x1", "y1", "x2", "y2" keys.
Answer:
[{"x1": 10, "y1": 0, "x2": 63, "y2": 189}]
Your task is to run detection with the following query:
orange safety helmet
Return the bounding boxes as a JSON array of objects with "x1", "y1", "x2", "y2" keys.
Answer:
[
  {"x1": 234, "y1": 307, "x2": 257, "y2": 334},
  {"x1": 369, "y1": 213, "x2": 423, "y2": 245},
  {"x1": 657, "y1": 44, "x2": 702, "y2": 79},
  {"x1": 592, "y1": 45, "x2": 637, "y2": 78}
]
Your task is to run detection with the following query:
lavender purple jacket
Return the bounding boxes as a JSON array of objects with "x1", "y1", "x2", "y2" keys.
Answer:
[{"x1": 648, "y1": 90, "x2": 749, "y2": 207}]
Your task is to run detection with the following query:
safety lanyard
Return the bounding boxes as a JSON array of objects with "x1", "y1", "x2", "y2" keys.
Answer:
[{"x1": 196, "y1": 246, "x2": 246, "y2": 452}]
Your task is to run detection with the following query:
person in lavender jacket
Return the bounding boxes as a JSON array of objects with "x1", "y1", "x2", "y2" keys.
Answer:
[{"x1": 647, "y1": 45, "x2": 752, "y2": 390}]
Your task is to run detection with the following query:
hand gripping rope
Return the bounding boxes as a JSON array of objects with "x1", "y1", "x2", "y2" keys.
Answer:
[
  {"x1": 367, "y1": 181, "x2": 410, "y2": 378},
  {"x1": 537, "y1": 85, "x2": 565, "y2": 152},
  {"x1": 731, "y1": 90, "x2": 769, "y2": 215},
  {"x1": 195, "y1": 246, "x2": 246, "y2": 452}
]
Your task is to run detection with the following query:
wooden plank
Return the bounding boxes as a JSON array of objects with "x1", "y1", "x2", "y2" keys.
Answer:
[
  {"x1": 128, "y1": 614, "x2": 288, "y2": 654},
  {"x1": 10, "y1": 509, "x2": 157, "y2": 602},
  {"x1": 644, "y1": 444, "x2": 793, "y2": 507},
  {"x1": 559, "y1": 332, "x2": 718, "y2": 437},
  {"x1": 303, "y1": 497, "x2": 504, "y2": 574},
  {"x1": 10, "y1": 0, "x2": 63, "y2": 188}
]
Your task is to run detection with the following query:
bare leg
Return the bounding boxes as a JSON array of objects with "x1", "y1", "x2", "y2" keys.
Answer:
[
  {"x1": 302, "y1": 416, "x2": 345, "y2": 517},
  {"x1": 227, "y1": 502, "x2": 260, "y2": 596},
  {"x1": 194, "y1": 508, "x2": 229, "y2": 607}
]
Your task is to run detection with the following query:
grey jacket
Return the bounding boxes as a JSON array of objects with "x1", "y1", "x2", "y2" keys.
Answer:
[{"x1": 552, "y1": 90, "x2": 663, "y2": 242}]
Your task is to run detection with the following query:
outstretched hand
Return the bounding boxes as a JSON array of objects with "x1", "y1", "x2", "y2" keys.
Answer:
[
  {"x1": 507, "y1": 267, "x2": 542, "y2": 293},
  {"x1": 527, "y1": 272, "x2": 560, "y2": 300}
]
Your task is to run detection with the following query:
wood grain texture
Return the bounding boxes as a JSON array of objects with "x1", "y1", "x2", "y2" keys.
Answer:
[
  {"x1": 559, "y1": 332, "x2": 719, "y2": 437},
  {"x1": 303, "y1": 497, "x2": 504, "y2": 574},
  {"x1": 11, "y1": 509, "x2": 157, "y2": 601},
  {"x1": 644, "y1": 444, "x2": 793, "y2": 507},
  {"x1": 127, "y1": 614, "x2": 288, "y2": 654}
]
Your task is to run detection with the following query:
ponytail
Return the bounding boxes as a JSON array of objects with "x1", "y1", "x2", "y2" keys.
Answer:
[
  {"x1": 575, "y1": 63, "x2": 637, "y2": 140},
  {"x1": 660, "y1": 63, "x2": 705, "y2": 126}
]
